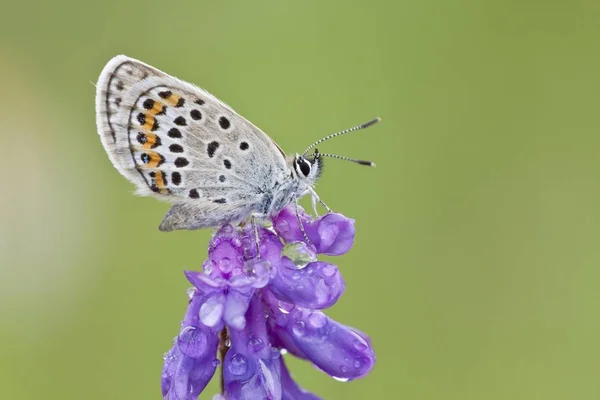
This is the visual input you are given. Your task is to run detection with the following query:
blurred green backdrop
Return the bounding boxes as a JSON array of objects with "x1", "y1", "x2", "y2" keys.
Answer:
[{"x1": 1, "y1": 1, "x2": 600, "y2": 399}]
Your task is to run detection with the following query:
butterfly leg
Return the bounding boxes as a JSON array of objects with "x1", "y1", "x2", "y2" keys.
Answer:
[
  {"x1": 307, "y1": 187, "x2": 331, "y2": 215},
  {"x1": 294, "y1": 198, "x2": 313, "y2": 247},
  {"x1": 251, "y1": 215, "x2": 261, "y2": 259}
]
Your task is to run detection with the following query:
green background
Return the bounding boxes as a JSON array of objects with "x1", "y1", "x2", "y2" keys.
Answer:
[{"x1": 1, "y1": 1, "x2": 599, "y2": 399}]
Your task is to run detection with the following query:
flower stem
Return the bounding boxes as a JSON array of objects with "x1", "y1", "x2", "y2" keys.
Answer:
[{"x1": 218, "y1": 327, "x2": 229, "y2": 394}]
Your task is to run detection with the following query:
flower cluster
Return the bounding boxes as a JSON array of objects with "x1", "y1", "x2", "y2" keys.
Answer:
[{"x1": 161, "y1": 206, "x2": 376, "y2": 400}]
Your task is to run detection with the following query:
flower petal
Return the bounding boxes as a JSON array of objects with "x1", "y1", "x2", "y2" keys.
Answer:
[
  {"x1": 162, "y1": 294, "x2": 220, "y2": 400},
  {"x1": 265, "y1": 292, "x2": 375, "y2": 381},
  {"x1": 280, "y1": 358, "x2": 322, "y2": 400},
  {"x1": 223, "y1": 288, "x2": 254, "y2": 330},
  {"x1": 269, "y1": 260, "x2": 345, "y2": 309},
  {"x1": 224, "y1": 298, "x2": 283, "y2": 400},
  {"x1": 273, "y1": 207, "x2": 356, "y2": 255}
]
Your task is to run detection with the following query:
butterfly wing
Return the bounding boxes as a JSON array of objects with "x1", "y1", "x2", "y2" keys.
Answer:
[{"x1": 95, "y1": 55, "x2": 288, "y2": 230}]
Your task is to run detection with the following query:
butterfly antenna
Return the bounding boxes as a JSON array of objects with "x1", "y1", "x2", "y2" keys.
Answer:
[
  {"x1": 301, "y1": 117, "x2": 381, "y2": 156},
  {"x1": 317, "y1": 152, "x2": 376, "y2": 167}
]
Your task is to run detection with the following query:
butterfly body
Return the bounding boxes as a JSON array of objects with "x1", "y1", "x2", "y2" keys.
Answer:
[{"x1": 96, "y1": 56, "x2": 323, "y2": 231}]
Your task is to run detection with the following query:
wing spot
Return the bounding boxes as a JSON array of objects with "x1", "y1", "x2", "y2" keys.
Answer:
[
  {"x1": 207, "y1": 141, "x2": 219, "y2": 158},
  {"x1": 190, "y1": 109, "x2": 202, "y2": 120},
  {"x1": 137, "y1": 113, "x2": 146, "y2": 125},
  {"x1": 174, "y1": 116, "x2": 187, "y2": 126},
  {"x1": 169, "y1": 144, "x2": 184, "y2": 153},
  {"x1": 115, "y1": 97, "x2": 122, "y2": 106},
  {"x1": 151, "y1": 118, "x2": 160, "y2": 131},
  {"x1": 223, "y1": 159, "x2": 232, "y2": 169},
  {"x1": 176, "y1": 98, "x2": 185, "y2": 107},
  {"x1": 213, "y1": 198, "x2": 227, "y2": 204},
  {"x1": 175, "y1": 157, "x2": 189, "y2": 168},
  {"x1": 171, "y1": 172, "x2": 182, "y2": 186},
  {"x1": 115, "y1": 81, "x2": 124, "y2": 91},
  {"x1": 141, "y1": 153, "x2": 150, "y2": 164},
  {"x1": 189, "y1": 189, "x2": 200, "y2": 199},
  {"x1": 156, "y1": 105, "x2": 167, "y2": 116},
  {"x1": 195, "y1": 99, "x2": 205, "y2": 105},
  {"x1": 218, "y1": 116, "x2": 231, "y2": 130},
  {"x1": 143, "y1": 99, "x2": 155, "y2": 110},
  {"x1": 168, "y1": 128, "x2": 182, "y2": 138},
  {"x1": 159, "y1": 90, "x2": 172, "y2": 99},
  {"x1": 219, "y1": 175, "x2": 226, "y2": 182},
  {"x1": 137, "y1": 132, "x2": 147, "y2": 145},
  {"x1": 239, "y1": 141, "x2": 249, "y2": 150}
]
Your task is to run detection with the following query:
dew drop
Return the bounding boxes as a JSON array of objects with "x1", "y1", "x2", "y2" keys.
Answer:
[
  {"x1": 341, "y1": 365, "x2": 348, "y2": 373},
  {"x1": 278, "y1": 301, "x2": 295, "y2": 314},
  {"x1": 225, "y1": 339, "x2": 231, "y2": 348},
  {"x1": 354, "y1": 360, "x2": 362, "y2": 368},
  {"x1": 292, "y1": 320, "x2": 306, "y2": 337},
  {"x1": 282, "y1": 241, "x2": 316, "y2": 267},
  {"x1": 177, "y1": 326, "x2": 207, "y2": 358},
  {"x1": 199, "y1": 298, "x2": 224, "y2": 327},
  {"x1": 212, "y1": 359, "x2": 221, "y2": 367},
  {"x1": 321, "y1": 264, "x2": 336, "y2": 277},
  {"x1": 186, "y1": 287, "x2": 196, "y2": 299},
  {"x1": 353, "y1": 338, "x2": 368, "y2": 351},
  {"x1": 307, "y1": 311, "x2": 327, "y2": 328},
  {"x1": 332, "y1": 376, "x2": 349, "y2": 382},
  {"x1": 280, "y1": 348, "x2": 288, "y2": 355},
  {"x1": 218, "y1": 257, "x2": 232, "y2": 274},
  {"x1": 292, "y1": 271, "x2": 300, "y2": 280},
  {"x1": 248, "y1": 337, "x2": 265, "y2": 353},
  {"x1": 228, "y1": 354, "x2": 248, "y2": 375}
]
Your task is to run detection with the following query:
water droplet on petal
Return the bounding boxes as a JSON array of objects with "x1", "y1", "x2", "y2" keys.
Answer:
[
  {"x1": 332, "y1": 376, "x2": 349, "y2": 382},
  {"x1": 354, "y1": 360, "x2": 361, "y2": 368},
  {"x1": 186, "y1": 287, "x2": 196, "y2": 299},
  {"x1": 321, "y1": 264, "x2": 336, "y2": 277},
  {"x1": 307, "y1": 265, "x2": 314, "y2": 274},
  {"x1": 353, "y1": 338, "x2": 368, "y2": 351},
  {"x1": 278, "y1": 301, "x2": 295, "y2": 314},
  {"x1": 341, "y1": 365, "x2": 348, "y2": 373},
  {"x1": 280, "y1": 348, "x2": 288, "y2": 355},
  {"x1": 212, "y1": 359, "x2": 221, "y2": 367},
  {"x1": 276, "y1": 219, "x2": 289, "y2": 233},
  {"x1": 292, "y1": 271, "x2": 300, "y2": 280},
  {"x1": 225, "y1": 339, "x2": 231, "y2": 348},
  {"x1": 177, "y1": 326, "x2": 208, "y2": 358},
  {"x1": 292, "y1": 320, "x2": 306, "y2": 337},
  {"x1": 228, "y1": 353, "x2": 248, "y2": 375},
  {"x1": 307, "y1": 311, "x2": 327, "y2": 328},
  {"x1": 218, "y1": 257, "x2": 232, "y2": 274},
  {"x1": 248, "y1": 337, "x2": 265, "y2": 352},
  {"x1": 282, "y1": 241, "x2": 316, "y2": 266}
]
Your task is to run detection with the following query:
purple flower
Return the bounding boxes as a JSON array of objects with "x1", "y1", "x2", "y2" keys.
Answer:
[{"x1": 161, "y1": 206, "x2": 375, "y2": 400}]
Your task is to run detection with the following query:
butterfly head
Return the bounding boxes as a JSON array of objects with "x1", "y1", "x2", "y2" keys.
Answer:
[{"x1": 292, "y1": 149, "x2": 323, "y2": 186}]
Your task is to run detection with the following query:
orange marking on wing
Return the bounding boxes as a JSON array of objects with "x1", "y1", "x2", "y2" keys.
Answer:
[
  {"x1": 165, "y1": 94, "x2": 181, "y2": 107},
  {"x1": 142, "y1": 133, "x2": 158, "y2": 149},
  {"x1": 146, "y1": 152, "x2": 164, "y2": 168},
  {"x1": 154, "y1": 171, "x2": 167, "y2": 190},
  {"x1": 143, "y1": 114, "x2": 155, "y2": 131},
  {"x1": 150, "y1": 103, "x2": 164, "y2": 115}
]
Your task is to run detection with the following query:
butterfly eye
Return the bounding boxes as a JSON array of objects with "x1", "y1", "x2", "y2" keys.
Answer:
[{"x1": 296, "y1": 157, "x2": 311, "y2": 177}]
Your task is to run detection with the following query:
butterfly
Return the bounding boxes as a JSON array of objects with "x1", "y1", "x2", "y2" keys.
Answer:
[{"x1": 95, "y1": 55, "x2": 379, "y2": 231}]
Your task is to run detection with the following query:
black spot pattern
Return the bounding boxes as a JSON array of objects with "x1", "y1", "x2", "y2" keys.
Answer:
[
  {"x1": 176, "y1": 98, "x2": 185, "y2": 107},
  {"x1": 159, "y1": 90, "x2": 172, "y2": 99},
  {"x1": 175, "y1": 157, "x2": 189, "y2": 167},
  {"x1": 190, "y1": 109, "x2": 202, "y2": 120},
  {"x1": 219, "y1": 116, "x2": 231, "y2": 130},
  {"x1": 195, "y1": 99, "x2": 205, "y2": 105},
  {"x1": 115, "y1": 97, "x2": 122, "y2": 106},
  {"x1": 171, "y1": 172, "x2": 182, "y2": 186},
  {"x1": 137, "y1": 132, "x2": 147, "y2": 145},
  {"x1": 213, "y1": 198, "x2": 227, "y2": 204},
  {"x1": 156, "y1": 105, "x2": 167, "y2": 116},
  {"x1": 169, "y1": 144, "x2": 184, "y2": 153},
  {"x1": 137, "y1": 113, "x2": 146, "y2": 125},
  {"x1": 143, "y1": 98, "x2": 155, "y2": 109},
  {"x1": 239, "y1": 142, "x2": 249, "y2": 150},
  {"x1": 223, "y1": 159, "x2": 232, "y2": 169},
  {"x1": 141, "y1": 153, "x2": 150, "y2": 163},
  {"x1": 151, "y1": 119, "x2": 159, "y2": 131},
  {"x1": 207, "y1": 141, "x2": 219, "y2": 158},
  {"x1": 152, "y1": 135, "x2": 162, "y2": 148},
  {"x1": 168, "y1": 128, "x2": 182, "y2": 138},
  {"x1": 174, "y1": 116, "x2": 187, "y2": 126},
  {"x1": 189, "y1": 189, "x2": 199, "y2": 199},
  {"x1": 116, "y1": 81, "x2": 124, "y2": 91},
  {"x1": 150, "y1": 184, "x2": 160, "y2": 193},
  {"x1": 219, "y1": 175, "x2": 226, "y2": 182}
]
